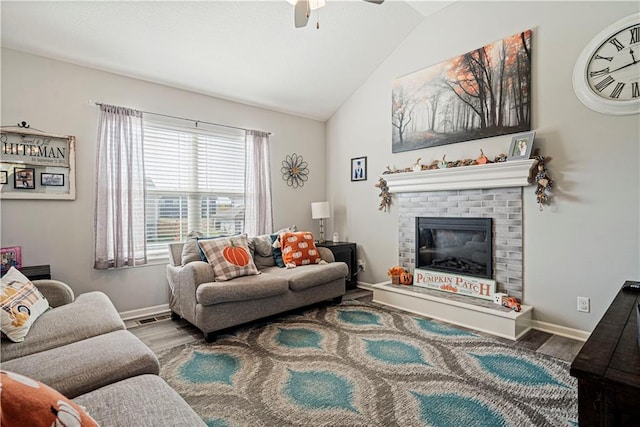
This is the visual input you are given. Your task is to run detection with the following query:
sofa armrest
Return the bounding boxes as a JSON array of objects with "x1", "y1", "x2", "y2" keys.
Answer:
[
  {"x1": 317, "y1": 247, "x2": 335, "y2": 263},
  {"x1": 166, "y1": 261, "x2": 215, "y2": 323},
  {"x1": 32, "y1": 279, "x2": 75, "y2": 308}
]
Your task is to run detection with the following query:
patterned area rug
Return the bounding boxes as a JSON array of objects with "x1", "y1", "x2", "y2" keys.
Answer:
[{"x1": 158, "y1": 301, "x2": 577, "y2": 426}]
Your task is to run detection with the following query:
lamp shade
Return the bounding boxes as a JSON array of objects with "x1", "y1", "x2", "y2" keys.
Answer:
[{"x1": 311, "y1": 201, "x2": 330, "y2": 219}]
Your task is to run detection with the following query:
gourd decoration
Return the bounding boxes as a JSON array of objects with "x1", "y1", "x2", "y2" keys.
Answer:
[
  {"x1": 477, "y1": 149, "x2": 489, "y2": 165},
  {"x1": 438, "y1": 154, "x2": 448, "y2": 169},
  {"x1": 399, "y1": 271, "x2": 413, "y2": 285}
]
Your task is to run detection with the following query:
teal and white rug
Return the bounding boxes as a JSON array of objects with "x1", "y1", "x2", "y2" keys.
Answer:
[{"x1": 158, "y1": 301, "x2": 577, "y2": 426}]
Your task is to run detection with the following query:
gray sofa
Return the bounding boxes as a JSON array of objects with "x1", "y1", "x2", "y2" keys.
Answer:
[
  {"x1": 167, "y1": 240, "x2": 348, "y2": 342},
  {"x1": 1, "y1": 279, "x2": 205, "y2": 426}
]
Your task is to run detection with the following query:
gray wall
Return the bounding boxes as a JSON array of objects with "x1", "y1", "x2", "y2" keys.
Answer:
[
  {"x1": 326, "y1": 1, "x2": 640, "y2": 332},
  {"x1": 1, "y1": 48, "x2": 326, "y2": 313}
]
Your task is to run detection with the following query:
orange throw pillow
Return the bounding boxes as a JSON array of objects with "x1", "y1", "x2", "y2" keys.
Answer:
[
  {"x1": 0, "y1": 370, "x2": 99, "y2": 427},
  {"x1": 280, "y1": 231, "x2": 324, "y2": 266}
]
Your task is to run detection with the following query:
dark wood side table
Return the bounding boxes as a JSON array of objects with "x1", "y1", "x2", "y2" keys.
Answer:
[
  {"x1": 570, "y1": 282, "x2": 640, "y2": 426},
  {"x1": 316, "y1": 241, "x2": 358, "y2": 290},
  {"x1": 19, "y1": 265, "x2": 51, "y2": 280}
]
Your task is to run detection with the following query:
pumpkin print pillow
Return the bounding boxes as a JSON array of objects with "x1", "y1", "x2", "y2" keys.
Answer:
[
  {"x1": 279, "y1": 231, "x2": 325, "y2": 267},
  {"x1": 0, "y1": 370, "x2": 99, "y2": 427},
  {"x1": 198, "y1": 234, "x2": 260, "y2": 281}
]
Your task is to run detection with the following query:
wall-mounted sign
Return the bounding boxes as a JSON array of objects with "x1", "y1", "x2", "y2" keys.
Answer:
[
  {"x1": 414, "y1": 268, "x2": 496, "y2": 301},
  {"x1": 1, "y1": 128, "x2": 76, "y2": 200}
]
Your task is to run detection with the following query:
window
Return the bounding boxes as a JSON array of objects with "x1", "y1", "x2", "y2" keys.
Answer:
[{"x1": 143, "y1": 119, "x2": 246, "y2": 260}]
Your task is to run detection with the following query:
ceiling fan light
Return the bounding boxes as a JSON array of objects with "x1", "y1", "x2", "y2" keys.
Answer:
[{"x1": 308, "y1": 0, "x2": 326, "y2": 10}]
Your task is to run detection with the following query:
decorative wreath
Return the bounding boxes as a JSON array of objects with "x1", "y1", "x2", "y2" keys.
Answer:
[{"x1": 281, "y1": 153, "x2": 309, "y2": 188}]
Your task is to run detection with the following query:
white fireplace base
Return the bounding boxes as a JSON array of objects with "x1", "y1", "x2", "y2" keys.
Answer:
[{"x1": 372, "y1": 283, "x2": 532, "y2": 341}]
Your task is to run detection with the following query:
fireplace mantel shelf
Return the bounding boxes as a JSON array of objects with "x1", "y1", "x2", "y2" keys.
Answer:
[{"x1": 383, "y1": 159, "x2": 538, "y2": 193}]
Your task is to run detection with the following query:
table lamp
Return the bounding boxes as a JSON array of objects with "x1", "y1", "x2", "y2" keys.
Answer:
[{"x1": 311, "y1": 201, "x2": 330, "y2": 243}]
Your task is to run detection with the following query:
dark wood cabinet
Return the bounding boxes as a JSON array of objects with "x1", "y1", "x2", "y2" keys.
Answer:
[
  {"x1": 570, "y1": 282, "x2": 640, "y2": 426},
  {"x1": 19, "y1": 265, "x2": 51, "y2": 280},
  {"x1": 316, "y1": 242, "x2": 358, "y2": 289}
]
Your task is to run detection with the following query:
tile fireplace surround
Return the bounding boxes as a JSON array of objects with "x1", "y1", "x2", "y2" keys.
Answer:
[
  {"x1": 372, "y1": 160, "x2": 538, "y2": 340},
  {"x1": 388, "y1": 159, "x2": 537, "y2": 300}
]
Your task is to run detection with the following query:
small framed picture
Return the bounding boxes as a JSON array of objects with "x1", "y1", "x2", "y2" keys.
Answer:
[
  {"x1": 351, "y1": 156, "x2": 367, "y2": 182},
  {"x1": 41, "y1": 173, "x2": 65, "y2": 187},
  {"x1": 1, "y1": 246, "x2": 22, "y2": 274},
  {"x1": 507, "y1": 132, "x2": 535, "y2": 160},
  {"x1": 0, "y1": 171, "x2": 7, "y2": 184},
  {"x1": 14, "y1": 167, "x2": 35, "y2": 189}
]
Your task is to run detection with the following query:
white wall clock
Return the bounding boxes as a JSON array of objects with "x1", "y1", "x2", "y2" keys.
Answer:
[{"x1": 572, "y1": 12, "x2": 640, "y2": 115}]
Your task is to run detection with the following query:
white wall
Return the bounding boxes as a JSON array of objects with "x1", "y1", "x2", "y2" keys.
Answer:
[
  {"x1": 326, "y1": 1, "x2": 640, "y2": 332},
  {"x1": 1, "y1": 48, "x2": 326, "y2": 313}
]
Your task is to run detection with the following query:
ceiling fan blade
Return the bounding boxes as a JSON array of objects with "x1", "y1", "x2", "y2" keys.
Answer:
[
  {"x1": 294, "y1": 0, "x2": 310, "y2": 28},
  {"x1": 363, "y1": 0, "x2": 384, "y2": 4}
]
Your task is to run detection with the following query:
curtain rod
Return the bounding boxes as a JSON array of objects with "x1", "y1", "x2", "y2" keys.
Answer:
[{"x1": 91, "y1": 101, "x2": 273, "y2": 136}]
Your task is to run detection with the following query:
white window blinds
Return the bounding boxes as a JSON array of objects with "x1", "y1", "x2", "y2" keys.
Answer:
[{"x1": 143, "y1": 118, "x2": 246, "y2": 260}]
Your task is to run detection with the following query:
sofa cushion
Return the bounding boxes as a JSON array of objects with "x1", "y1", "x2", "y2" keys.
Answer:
[
  {"x1": 0, "y1": 291, "x2": 125, "y2": 362},
  {"x1": 196, "y1": 273, "x2": 289, "y2": 305},
  {"x1": 0, "y1": 267, "x2": 50, "y2": 343},
  {"x1": 2, "y1": 330, "x2": 159, "y2": 399},
  {"x1": 280, "y1": 231, "x2": 323, "y2": 266},
  {"x1": 0, "y1": 370, "x2": 99, "y2": 426},
  {"x1": 265, "y1": 262, "x2": 349, "y2": 291},
  {"x1": 198, "y1": 234, "x2": 259, "y2": 281},
  {"x1": 74, "y1": 374, "x2": 206, "y2": 426},
  {"x1": 180, "y1": 230, "x2": 203, "y2": 265},
  {"x1": 248, "y1": 234, "x2": 273, "y2": 257}
]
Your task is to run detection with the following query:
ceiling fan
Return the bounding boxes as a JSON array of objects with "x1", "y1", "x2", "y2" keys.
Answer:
[{"x1": 292, "y1": 0, "x2": 384, "y2": 29}]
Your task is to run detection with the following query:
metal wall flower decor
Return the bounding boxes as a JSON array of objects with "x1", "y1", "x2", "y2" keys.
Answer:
[{"x1": 281, "y1": 153, "x2": 309, "y2": 188}]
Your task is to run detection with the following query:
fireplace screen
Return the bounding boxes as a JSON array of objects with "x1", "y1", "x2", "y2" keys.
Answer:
[{"x1": 415, "y1": 217, "x2": 492, "y2": 279}]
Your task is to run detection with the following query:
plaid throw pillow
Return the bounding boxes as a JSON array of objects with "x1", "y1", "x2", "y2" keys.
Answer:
[
  {"x1": 198, "y1": 234, "x2": 260, "y2": 281},
  {"x1": 1, "y1": 267, "x2": 49, "y2": 342}
]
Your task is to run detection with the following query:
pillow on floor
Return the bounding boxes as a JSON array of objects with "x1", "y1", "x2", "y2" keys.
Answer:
[
  {"x1": 279, "y1": 231, "x2": 325, "y2": 267},
  {"x1": 198, "y1": 234, "x2": 260, "y2": 281},
  {"x1": 0, "y1": 370, "x2": 98, "y2": 427},
  {"x1": 0, "y1": 267, "x2": 49, "y2": 342}
]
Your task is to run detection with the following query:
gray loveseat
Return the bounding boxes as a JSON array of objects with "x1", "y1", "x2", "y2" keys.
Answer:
[
  {"x1": 1, "y1": 279, "x2": 205, "y2": 426},
  {"x1": 166, "y1": 237, "x2": 348, "y2": 342}
]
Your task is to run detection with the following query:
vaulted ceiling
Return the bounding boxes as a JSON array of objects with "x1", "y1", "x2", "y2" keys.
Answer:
[{"x1": 1, "y1": 1, "x2": 453, "y2": 121}]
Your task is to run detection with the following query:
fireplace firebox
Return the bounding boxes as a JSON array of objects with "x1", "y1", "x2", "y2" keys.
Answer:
[{"x1": 415, "y1": 217, "x2": 492, "y2": 280}]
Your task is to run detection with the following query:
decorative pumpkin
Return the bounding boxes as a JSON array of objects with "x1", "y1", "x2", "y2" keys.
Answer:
[
  {"x1": 477, "y1": 149, "x2": 489, "y2": 165},
  {"x1": 223, "y1": 242, "x2": 250, "y2": 267},
  {"x1": 399, "y1": 271, "x2": 413, "y2": 285}
]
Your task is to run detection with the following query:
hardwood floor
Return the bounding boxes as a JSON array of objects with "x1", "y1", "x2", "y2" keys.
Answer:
[{"x1": 128, "y1": 289, "x2": 584, "y2": 362}]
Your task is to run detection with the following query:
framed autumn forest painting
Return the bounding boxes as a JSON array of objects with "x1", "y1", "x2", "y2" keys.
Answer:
[{"x1": 392, "y1": 29, "x2": 532, "y2": 153}]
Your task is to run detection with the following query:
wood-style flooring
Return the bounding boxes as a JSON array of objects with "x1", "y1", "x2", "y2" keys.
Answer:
[{"x1": 128, "y1": 289, "x2": 584, "y2": 362}]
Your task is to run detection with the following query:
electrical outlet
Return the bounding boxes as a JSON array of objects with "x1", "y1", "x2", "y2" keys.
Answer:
[
  {"x1": 577, "y1": 297, "x2": 590, "y2": 313},
  {"x1": 358, "y1": 259, "x2": 365, "y2": 271}
]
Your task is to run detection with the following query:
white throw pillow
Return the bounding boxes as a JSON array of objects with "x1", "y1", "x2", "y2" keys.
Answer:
[{"x1": 0, "y1": 267, "x2": 49, "y2": 342}]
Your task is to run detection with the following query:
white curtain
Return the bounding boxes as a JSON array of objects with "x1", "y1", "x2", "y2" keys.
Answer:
[
  {"x1": 94, "y1": 104, "x2": 147, "y2": 269},
  {"x1": 244, "y1": 130, "x2": 273, "y2": 236}
]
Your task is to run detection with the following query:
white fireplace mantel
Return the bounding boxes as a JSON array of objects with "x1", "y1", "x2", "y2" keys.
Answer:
[{"x1": 383, "y1": 159, "x2": 538, "y2": 193}]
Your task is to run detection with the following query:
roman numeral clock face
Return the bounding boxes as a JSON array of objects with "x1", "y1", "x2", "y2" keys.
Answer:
[{"x1": 573, "y1": 13, "x2": 640, "y2": 115}]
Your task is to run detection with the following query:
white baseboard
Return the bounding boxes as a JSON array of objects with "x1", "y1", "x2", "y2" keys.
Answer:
[
  {"x1": 119, "y1": 303, "x2": 170, "y2": 321},
  {"x1": 356, "y1": 280, "x2": 390, "y2": 292},
  {"x1": 530, "y1": 320, "x2": 590, "y2": 342}
]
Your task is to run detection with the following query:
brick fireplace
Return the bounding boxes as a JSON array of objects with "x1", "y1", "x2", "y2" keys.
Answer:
[
  {"x1": 372, "y1": 160, "x2": 537, "y2": 340},
  {"x1": 398, "y1": 187, "x2": 524, "y2": 300}
]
